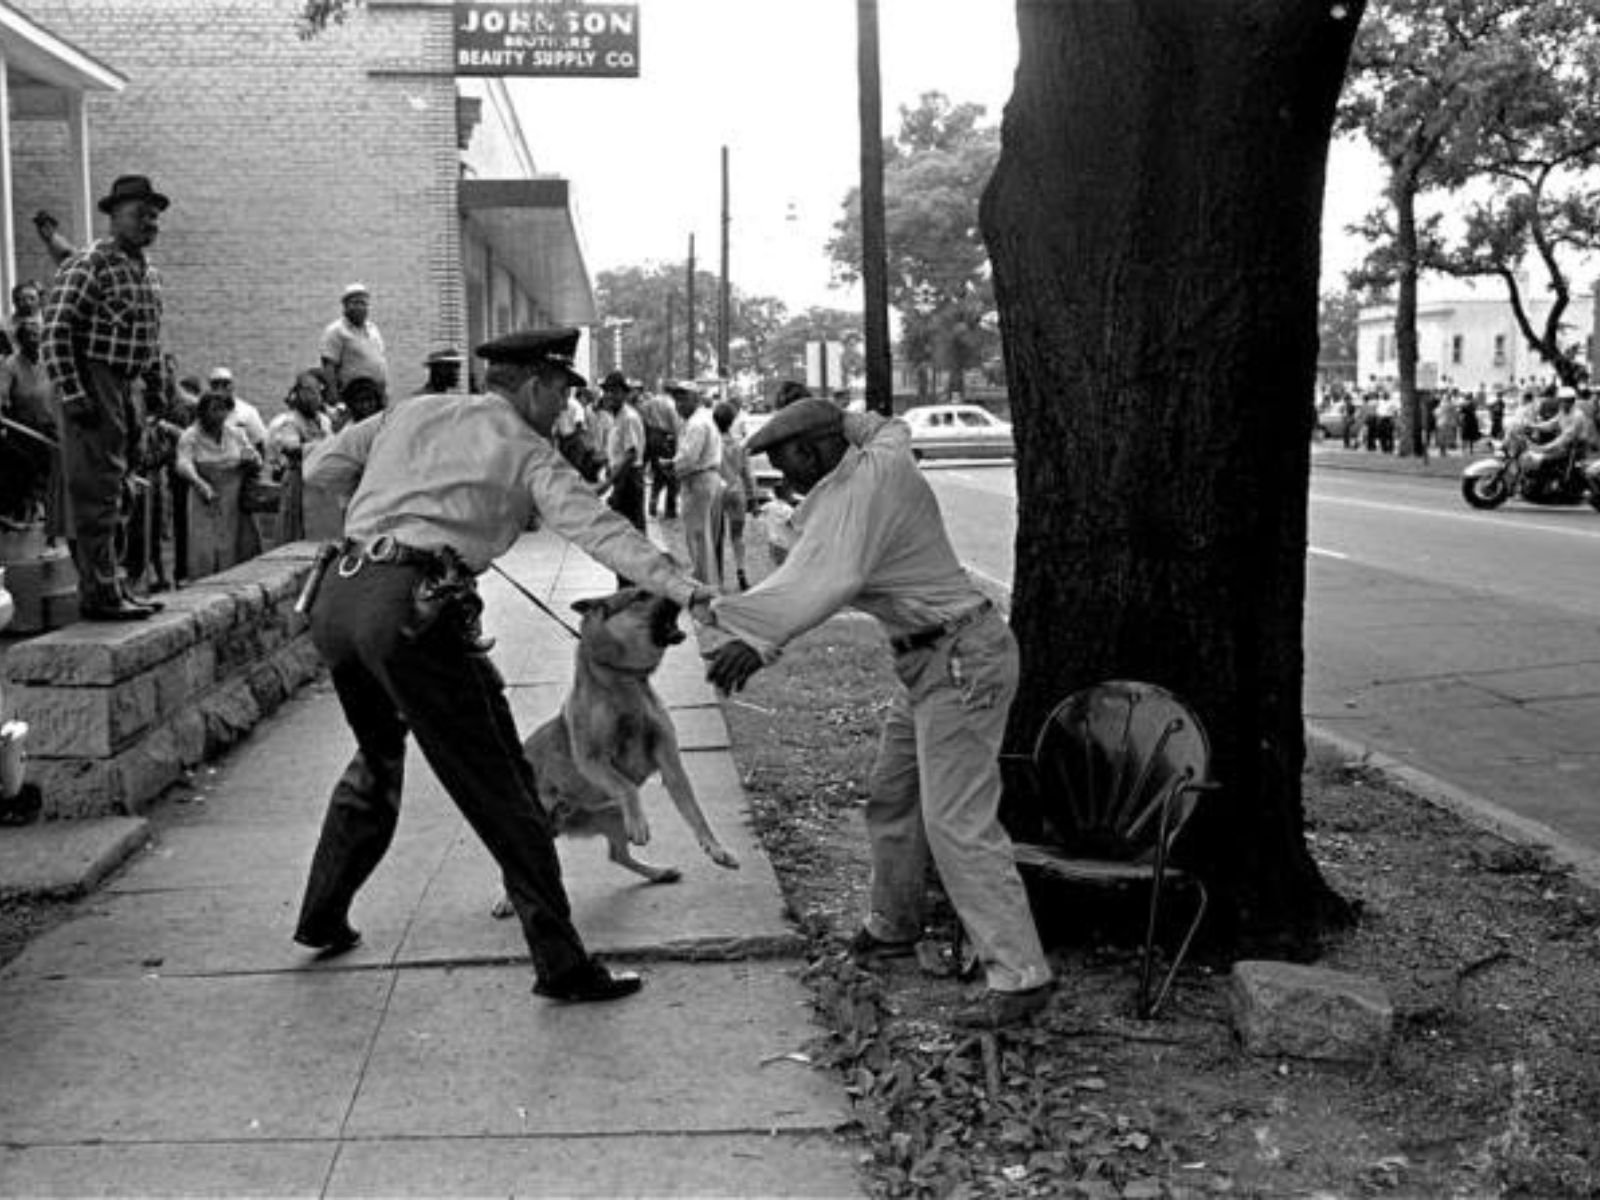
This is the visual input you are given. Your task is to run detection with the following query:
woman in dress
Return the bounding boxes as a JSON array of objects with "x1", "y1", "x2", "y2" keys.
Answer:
[
  {"x1": 175, "y1": 388, "x2": 262, "y2": 579},
  {"x1": 267, "y1": 369, "x2": 337, "y2": 542}
]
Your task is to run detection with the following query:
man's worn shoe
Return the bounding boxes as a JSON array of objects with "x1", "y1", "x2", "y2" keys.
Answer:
[
  {"x1": 953, "y1": 982, "x2": 1053, "y2": 1029},
  {"x1": 293, "y1": 923, "x2": 362, "y2": 957},
  {"x1": 534, "y1": 962, "x2": 643, "y2": 1004},
  {"x1": 80, "y1": 600, "x2": 153, "y2": 622},
  {"x1": 849, "y1": 927, "x2": 917, "y2": 968}
]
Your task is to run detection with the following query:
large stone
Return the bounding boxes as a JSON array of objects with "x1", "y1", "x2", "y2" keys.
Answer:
[
  {"x1": 1, "y1": 611, "x2": 199, "y2": 686},
  {"x1": 1229, "y1": 960, "x2": 1393, "y2": 1062}
]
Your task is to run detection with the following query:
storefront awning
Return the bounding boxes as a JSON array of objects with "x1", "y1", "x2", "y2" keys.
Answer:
[
  {"x1": 0, "y1": 5, "x2": 124, "y2": 103},
  {"x1": 460, "y1": 177, "x2": 596, "y2": 326}
]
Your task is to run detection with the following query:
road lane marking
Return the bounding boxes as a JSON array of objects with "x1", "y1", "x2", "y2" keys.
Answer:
[
  {"x1": 1316, "y1": 494, "x2": 1600, "y2": 541},
  {"x1": 1309, "y1": 546, "x2": 1349, "y2": 560}
]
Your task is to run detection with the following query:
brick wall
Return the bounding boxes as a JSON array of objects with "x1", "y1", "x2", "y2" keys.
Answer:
[{"x1": 9, "y1": 0, "x2": 465, "y2": 418}]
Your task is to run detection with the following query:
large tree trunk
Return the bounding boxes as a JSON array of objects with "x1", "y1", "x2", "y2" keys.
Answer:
[{"x1": 981, "y1": 0, "x2": 1362, "y2": 951}]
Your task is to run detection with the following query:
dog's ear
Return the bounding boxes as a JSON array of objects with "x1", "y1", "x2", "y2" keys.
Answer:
[{"x1": 571, "y1": 596, "x2": 602, "y2": 615}]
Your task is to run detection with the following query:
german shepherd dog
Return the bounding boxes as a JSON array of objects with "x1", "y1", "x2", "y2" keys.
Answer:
[{"x1": 493, "y1": 588, "x2": 739, "y2": 915}]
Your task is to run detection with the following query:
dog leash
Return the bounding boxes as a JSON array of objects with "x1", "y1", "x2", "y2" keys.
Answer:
[{"x1": 489, "y1": 563, "x2": 582, "y2": 639}]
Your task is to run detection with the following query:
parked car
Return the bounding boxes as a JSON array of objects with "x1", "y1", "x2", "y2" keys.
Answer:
[
  {"x1": 902, "y1": 404, "x2": 1014, "y2": 461},
  {"x1": 1314, "y1": 397, "x2": 1350, "y2": 440}
]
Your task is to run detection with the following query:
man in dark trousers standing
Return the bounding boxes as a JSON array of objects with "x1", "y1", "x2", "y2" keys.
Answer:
[
  {"x1": 41, "y1": 174, "x2": 169, "y2": 622},
  {"x1": 293, "y1": 327, "x2": 713, "y2": 1005}
]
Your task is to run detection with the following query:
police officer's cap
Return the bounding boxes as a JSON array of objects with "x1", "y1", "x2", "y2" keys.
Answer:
[
  {"x1": 744, "y1": 398, "x2": 844, "y2": 456},
  {"x1": 475, "y1": 327, "x2": 588, "y2": 388}
]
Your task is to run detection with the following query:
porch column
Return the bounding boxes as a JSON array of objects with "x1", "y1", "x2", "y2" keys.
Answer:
[
  {"x1": 66, "y1": 89, "x2": 92, "y2": 248},
  {"x1": 0, "y1": 54, "x2": 15, "y2": 305}
]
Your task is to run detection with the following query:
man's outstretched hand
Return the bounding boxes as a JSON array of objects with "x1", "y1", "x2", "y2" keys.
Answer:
[{"x1": 707, "y1": 640, "x2": 763, "y2": 694}]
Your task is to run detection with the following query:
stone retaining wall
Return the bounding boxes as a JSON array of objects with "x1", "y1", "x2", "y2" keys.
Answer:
[{"x1": 0, "y1": 544, "x2": 324, "y2": 820}]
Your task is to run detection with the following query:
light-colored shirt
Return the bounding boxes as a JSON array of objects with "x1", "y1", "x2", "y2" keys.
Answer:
[
  {"x1": 608, "y1": 403, "x2": 646, "y2": 471},
  {"x1": 266, "y1": 408, "x2": 333, "y2": 471},
  {"x1": 177, "y1": 423, "x2": 259, "y2": 476},
  {"x1": 302, "y1": 388, "x2": 696, "y2": 603},
  {"x1": 719, "y1": 432, "x2": 754, "y2": 502},
  {"x1": 319, "y1": 317, "x2": 387, "y2": 388},
  {"x1": 673, "y1": 406, "x2": 721, "y2": 478},
  {"x1": 228, "y1": 396, "x2": 269, "y2": 453},
  {"x1": 707, "y1": 414, "x2": 985, "y2": 660}
]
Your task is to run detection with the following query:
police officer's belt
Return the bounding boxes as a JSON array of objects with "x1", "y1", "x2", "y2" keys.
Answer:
[
  {"x1": 889, "y1": 600, "x2": 994, "y2": 656},
  {"x1": 339, "y1": 535, "x2": 448, "y2": 571}
]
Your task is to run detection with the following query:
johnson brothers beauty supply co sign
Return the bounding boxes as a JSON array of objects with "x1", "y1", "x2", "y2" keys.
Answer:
[{"x1": 455, "y1": 1, "x2": 640, "y2": 77}]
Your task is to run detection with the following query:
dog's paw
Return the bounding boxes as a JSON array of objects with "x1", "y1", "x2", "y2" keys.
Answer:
[
  {"x1": 490, "y1": 894, "x2": 515, "y2": 920},
  {"x1": 646, "y1": 866, "x2": 683, "y2": 885},
  {"x1": 625, "y1": 812, "x2": 651, "y2": 846},
  {"x1": 703, "y1": 841, "x2": 740, "y2": 869}
]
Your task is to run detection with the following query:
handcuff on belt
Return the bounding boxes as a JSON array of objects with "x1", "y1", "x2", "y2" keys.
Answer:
[{"x1": 888, "y1": 600, "x2": 995, "y2": 656}]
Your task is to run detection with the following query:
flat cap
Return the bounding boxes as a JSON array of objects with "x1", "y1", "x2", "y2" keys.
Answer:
[
  {"x1": 475, "y1": 327, "x2": 587, "y2": 388},
  {"x1": 744, "y1": 397, "x2": 843, "y2": 456},
  {"x1": 341, "y1": 282, "x2": 369, "y2": 300}
]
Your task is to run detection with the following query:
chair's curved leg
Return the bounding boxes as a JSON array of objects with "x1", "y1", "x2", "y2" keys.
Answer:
[{"x1": 1147, "y1": 879, "x2": 1208, "y2": 1019}]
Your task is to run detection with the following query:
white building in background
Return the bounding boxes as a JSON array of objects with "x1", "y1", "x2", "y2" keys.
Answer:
[{"x1": 1357, "y1": 278, "x2": 1597, "y2": 393}]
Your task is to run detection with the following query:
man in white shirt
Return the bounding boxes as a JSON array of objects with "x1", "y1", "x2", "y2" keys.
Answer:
[
  {"x1": 702, "y1": 399, "x2": 1053, "y2": 1029},
  {"x1": 208, "y1": 366, "x2": 267, "y2": 455},
  {"x1": 669, "y1": 382, "x2": 723, "y2": 584},
  {"x1": 319, "y1": 282, "x2": 388, "y2": 399},
  {"x1": 600, "y1": 371, "x2": 646, "y2": 535}
]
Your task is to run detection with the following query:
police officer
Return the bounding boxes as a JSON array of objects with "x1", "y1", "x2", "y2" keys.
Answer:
[{"x1": 293, "y1": 327, "x2": 712, "y2": 1005}]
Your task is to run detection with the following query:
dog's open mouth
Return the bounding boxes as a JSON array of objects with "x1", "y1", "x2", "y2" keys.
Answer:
[{"x1": 651, "y1": 601, "x2": 686, "y2": 647}]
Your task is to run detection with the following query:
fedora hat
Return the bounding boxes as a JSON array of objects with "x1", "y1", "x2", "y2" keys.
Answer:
[{"x1": 97, "y1": 175, "x2": 169, "y2": 215}]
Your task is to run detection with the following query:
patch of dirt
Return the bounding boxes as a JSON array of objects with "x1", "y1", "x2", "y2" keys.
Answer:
[{"x1": 723, "y1": 599, "x2": 1600, "y2": 1199}]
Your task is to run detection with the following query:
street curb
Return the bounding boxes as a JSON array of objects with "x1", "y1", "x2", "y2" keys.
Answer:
[
  {"x1": 0, "y1": 815, "x2": 150, "y2": 901},
  {"x1": 1304, "y1": 722, "x2": 1600, "y2": 893}
]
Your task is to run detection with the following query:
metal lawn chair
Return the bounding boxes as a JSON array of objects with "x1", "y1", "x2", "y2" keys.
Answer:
[{"x1": 1011, "y1": 680, "x2": 1216, "y2": 1018}]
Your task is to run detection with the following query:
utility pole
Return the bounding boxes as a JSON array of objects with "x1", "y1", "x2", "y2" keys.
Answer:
[
  {"x1": 857, "y1": 0, "x2": 892, "y2": 415},
  {"x1": 719, "y1": 145, "x2": 731, "y2": 387},
  {"x1": 664, "y1": 289, "x2": 676, "y2": 384},
  {"x1": 686, "y1": 233, "x2": 697, "y2": 382}
]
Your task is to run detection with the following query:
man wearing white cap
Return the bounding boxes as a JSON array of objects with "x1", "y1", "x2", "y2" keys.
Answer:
[
  {"x1": 208, "y1": 366, "x2": 267, "y2": 455},
  {"x1": 319, "y1": 282, "x2": 387, "y2": 400}
]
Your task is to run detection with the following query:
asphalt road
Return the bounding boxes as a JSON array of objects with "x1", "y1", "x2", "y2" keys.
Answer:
[{"x1": 923, "y1": 457, "x2": 1600, "y2": 854}]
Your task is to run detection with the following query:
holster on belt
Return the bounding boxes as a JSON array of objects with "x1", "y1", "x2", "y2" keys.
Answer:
[
  {"x1": 400, "y1": 548, "x2": 494, "y2": 653},
  {"x1": 294, "y1": 542, "x2": 340, "y2": 616}
]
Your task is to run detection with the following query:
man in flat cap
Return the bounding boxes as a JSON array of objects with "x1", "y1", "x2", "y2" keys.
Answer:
[
  {"x1": 669, "y1": 383, "x2": 724, "y2": 586},
  {"x1": 320, "y1": 283, "x2": 387, "y2": 403},
  {"x1": 701, "y1": 401, "x2": 1054, "y2": 1028},
  {"x1": 41, "y1": 174, "x2": 171, "y2": 621},
  {"x1": 294, "y1": 326, "x2": 713, "y2": 1006},
  {"x1": 420, "y1": 347, "x2": 463, "y2": 395}
]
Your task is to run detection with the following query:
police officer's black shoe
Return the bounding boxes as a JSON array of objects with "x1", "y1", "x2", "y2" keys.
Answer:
[
  {"x1": 293, "y1": 922, "x2": 363, "y2": 956},
  {"x1": 534, "y1": 961, "x2": 644, "y2": 1004}
]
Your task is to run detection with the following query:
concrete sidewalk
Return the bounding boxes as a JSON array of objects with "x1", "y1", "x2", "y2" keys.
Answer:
[{"x1": 0, "y1": 533, "x2": 862, "y2": 1198}]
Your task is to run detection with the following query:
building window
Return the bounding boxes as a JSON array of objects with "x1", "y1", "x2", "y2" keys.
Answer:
[
  {"x1": 1450, "y1": 334, "x2": 1464, "y2": 365},
  {"x1": 1493, "y1": 333, "x2": 1507, "y2": 366}
]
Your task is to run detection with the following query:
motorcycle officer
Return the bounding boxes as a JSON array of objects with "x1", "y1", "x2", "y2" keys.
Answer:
[{"x1": 1524, "y1": 386, "x2": 1598, "y2": 491}]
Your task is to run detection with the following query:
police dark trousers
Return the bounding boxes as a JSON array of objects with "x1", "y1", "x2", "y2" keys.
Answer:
[
  {"x1": 295, "y1": 554, "x2": 592, "y2": 986},
  {"x1": 61, "y1": 358, "x2": 137, "y2": 606}
]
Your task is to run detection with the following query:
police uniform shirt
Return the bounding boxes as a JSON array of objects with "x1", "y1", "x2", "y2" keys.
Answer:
[{"x1": 303, "y1": 389, "x2": 696, "y2": 602}]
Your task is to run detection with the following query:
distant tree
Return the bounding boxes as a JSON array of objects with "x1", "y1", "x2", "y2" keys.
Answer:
[
  {"x1": 767, "y1": 308, "x2": 866, "y2": 391},
  {"x1": 1416, "y1": 1, "x2": 1600, "y2": 386},
  {"x1": 296, "y1": 0, "x2": 357, "y2": 38},
  {"x1": 1318, "y1": 289, "x2": 1364, "y2": 379},
  {"x1": 1340, "y1": 1, "x2": 1566, "y2": 446},
  {"x1": 828, "y1": 92, "x2": 1000, "y2": 397}
]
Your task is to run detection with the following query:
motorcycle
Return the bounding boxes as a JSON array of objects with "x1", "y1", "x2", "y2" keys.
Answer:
[{"x1": 1461, "y1": 430, "x2": 1600, "y2": 511}]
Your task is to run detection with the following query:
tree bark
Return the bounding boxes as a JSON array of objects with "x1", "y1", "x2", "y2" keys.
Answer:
[
  {"x1": 981, "y1": 0, "x2": 1362, "y2": 951},
  {"x1": 1393, "y1": 177, "x2": 1425, "y2": 456}
]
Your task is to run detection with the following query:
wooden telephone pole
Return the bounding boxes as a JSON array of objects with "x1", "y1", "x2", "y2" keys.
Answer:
[{"x1": 858, "y1": 0, "x2": 892, "y2": 414}]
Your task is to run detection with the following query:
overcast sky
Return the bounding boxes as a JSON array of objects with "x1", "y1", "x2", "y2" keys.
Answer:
[{"x1": 509, "y1": 0, "x2": 1387, "y2": 312}]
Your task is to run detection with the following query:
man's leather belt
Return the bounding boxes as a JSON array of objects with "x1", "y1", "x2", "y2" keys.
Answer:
[{"x1": 889, "y1": 600, "x2": 995, "y2": 656}]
